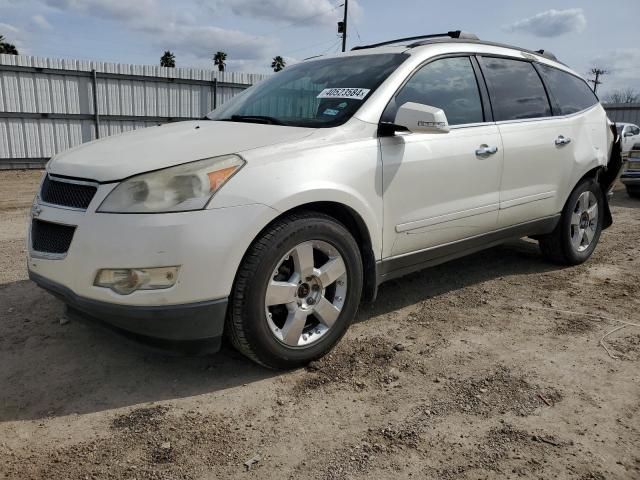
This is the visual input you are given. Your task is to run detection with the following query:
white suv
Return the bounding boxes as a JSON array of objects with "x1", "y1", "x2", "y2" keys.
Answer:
[{"x1": 28, "y1": 32, "x2": 621, "y2": 369}]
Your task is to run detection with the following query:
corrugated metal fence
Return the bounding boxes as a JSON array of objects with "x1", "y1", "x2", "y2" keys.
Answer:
[
  {"x1": 604, "y1": 103, "x2": 640, "y2": 125},
  {"x1": 0, "y1": 54, "x2": 268, "y2": 169}
]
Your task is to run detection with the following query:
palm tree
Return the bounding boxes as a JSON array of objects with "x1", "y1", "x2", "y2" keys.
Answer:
[
  {"x1": 0, "y1": 35, "x2": 19, "y2": 55},
  {"x1": 213, "y1": 51, "x2": 227, "y2": 72},
  {"x1": 271, "y1": 56, "x2": 286, "y2": 72},
  {"x1": 160, "y1": 50, "x2": 176, "y2": 68}
]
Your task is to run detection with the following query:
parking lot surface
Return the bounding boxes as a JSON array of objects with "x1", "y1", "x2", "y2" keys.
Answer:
[{"x1": 1, "y1": 170, "x2": 638, "y2": 479}]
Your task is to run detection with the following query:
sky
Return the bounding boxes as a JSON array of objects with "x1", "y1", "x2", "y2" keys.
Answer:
[{"x1": 0, "y1": 0, "x2": 639, "y2": 98}]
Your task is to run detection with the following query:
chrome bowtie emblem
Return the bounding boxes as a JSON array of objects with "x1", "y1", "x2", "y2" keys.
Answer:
[{"x1": 31, "y1": 204, "x2": 42, "y2": 218}]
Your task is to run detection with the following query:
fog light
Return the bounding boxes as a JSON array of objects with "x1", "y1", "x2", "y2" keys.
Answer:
[{"x1": 94, "y1": 266, "x2": 179, "y2": 295}]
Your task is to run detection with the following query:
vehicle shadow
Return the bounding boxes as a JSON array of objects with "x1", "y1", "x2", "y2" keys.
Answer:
[
  {"x1": 0, "y1": 237, "x2": 563, "y2": 422},
  {"x1": 357, "y1": 238, "x2": 561, "y2": 321},
  {"x1": 0, "y1": 279, "x2": 273, "y2": 422}
]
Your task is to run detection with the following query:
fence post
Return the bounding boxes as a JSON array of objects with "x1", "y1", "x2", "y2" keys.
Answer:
[
  {"x1": 213, "y1": 78, "x2": 218, "y2": 110},
  {"x1": 91, "y1": 69, "x2": 101, "y2": 139}
]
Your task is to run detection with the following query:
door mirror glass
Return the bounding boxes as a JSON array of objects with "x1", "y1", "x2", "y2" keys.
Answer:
[{"x1": 394, "y1": 102, "x2": 450, "y2": 134}]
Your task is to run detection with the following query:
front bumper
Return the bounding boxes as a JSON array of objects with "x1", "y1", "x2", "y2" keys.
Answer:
[
  {"x1": 30, "y1": 270, "x2": 228, "y2": 346},
  {"x1": 27, "y1": 180, "x2": 279, "y2": 345}
]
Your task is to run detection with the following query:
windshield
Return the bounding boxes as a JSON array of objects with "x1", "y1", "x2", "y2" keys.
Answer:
[{"x1": 207, "y1": 53, "x2": 408, "y2": 128}]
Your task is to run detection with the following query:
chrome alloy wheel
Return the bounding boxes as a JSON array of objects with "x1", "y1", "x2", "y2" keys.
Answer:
[
  {"x1": 570, "y1": 191, "x2": 598, "y2": 252},
  {"x1": 265, "y1": 240, "x2": 347, "y2": 348}
]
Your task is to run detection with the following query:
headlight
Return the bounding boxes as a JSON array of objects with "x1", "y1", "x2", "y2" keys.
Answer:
[{"x1": 97, "y1": 155, "x2": 245, "y2": 213}]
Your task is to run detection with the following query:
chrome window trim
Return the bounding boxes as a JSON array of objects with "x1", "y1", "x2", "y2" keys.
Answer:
[{"x1": 493, "y1": 103, "x2": 600, "y2": 127}]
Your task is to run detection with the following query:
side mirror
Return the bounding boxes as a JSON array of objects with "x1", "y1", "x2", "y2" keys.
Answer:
[
  {"x1": 394, "y1": 102, "x2": 450, "y2": 134},
  {"x1": 624, "y1": 131, "x2": 634, "y2": 137}
]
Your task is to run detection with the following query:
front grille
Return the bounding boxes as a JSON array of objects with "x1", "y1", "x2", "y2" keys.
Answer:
[
  {"x1": 31, "y1": 220, "x2": 76, "y2": 255},
  {"x1": 40, "y1": 175, "x2": 97, "y2": 210}
]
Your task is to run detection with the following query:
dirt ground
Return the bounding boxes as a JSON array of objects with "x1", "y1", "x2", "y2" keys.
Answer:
[{"x1": 0, "y1": 169, "x2": 638, "y2": 480}]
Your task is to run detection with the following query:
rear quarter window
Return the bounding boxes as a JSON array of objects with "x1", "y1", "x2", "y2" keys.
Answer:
[
  {"x1": 536, "y1": 64, "x2": 599, "y2": 115},
  {"x1": 478, "y1": 57, "x2": 551, "y2": 122}
]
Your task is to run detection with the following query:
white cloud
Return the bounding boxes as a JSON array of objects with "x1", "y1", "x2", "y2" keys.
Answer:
[
  {"x1": 228, "y1": 0, "x2": 341, "y2": 25},
  {"x1": 504, "y1": 8, "x2": 587, "y2": 37},
  {"x1": 42, "y1": 0, "x2": 156, "y2": 20},
  {"x1": 148, "y1": 24, "x2": 274, "y2": 61},
  {"x1": 31, "y1": 14, "x2": 52, "y2": 30},
  {"x1": 38, "y1": 0, "x2": 274, "y2": 61},
  {"x1": 198, "y1": 0, "x2": 362, "y2": 27}
]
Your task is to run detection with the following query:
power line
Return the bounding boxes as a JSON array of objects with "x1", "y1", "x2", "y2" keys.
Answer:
[
  {"x1": 287, "y1": 37, "x2": 341, "y2": 56},
  {"x1": 322, "y1": 39, "x2": 343, "y2": 56},
  {"x1": 347, "y1": 8, "x2": 361, "y2": 42}
]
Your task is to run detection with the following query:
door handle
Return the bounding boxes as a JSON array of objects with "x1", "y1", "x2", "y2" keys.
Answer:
[
  {"x1": 555, "y1": 135, "x2": 572, "y2": 146},
  {"x1": 475, "y1": 145, "x2": 498, "y2": 157}
]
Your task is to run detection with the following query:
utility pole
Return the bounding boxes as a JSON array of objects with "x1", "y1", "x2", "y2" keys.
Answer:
[
  {"x1": 341, "y1": 0, "x2": 348, "y2": 52},
  {"x1": 588, "y1": 67, "x2": 608, "y2": 94}
]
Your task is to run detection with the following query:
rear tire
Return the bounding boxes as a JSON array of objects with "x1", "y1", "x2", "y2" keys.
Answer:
[
  {"x1": 227, "y1": 212, "x2": 363, "y2": 369},
  {"x1": 539, "y1": 178, "x2": 604, "y2": 265}
]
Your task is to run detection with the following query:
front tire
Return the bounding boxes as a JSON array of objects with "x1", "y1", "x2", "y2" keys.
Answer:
[
  {"x1": 539, "y1": 178, "x2": 604, "y2": 265},
  {"x1": 627, "y1": 186, "x2": 640, "y2": 199},
  {"x1": 227, "y1": 212, "x2": 363, "y2": 369}
]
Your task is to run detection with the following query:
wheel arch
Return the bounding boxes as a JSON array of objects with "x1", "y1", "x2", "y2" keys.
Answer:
[{"x1": 240, "y1": 201, "x2": 379, "y2": 303}]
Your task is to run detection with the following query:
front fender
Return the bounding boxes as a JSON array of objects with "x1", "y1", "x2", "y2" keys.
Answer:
[{"x1": 268, "y1": 186, "x2": 382, "y2": 257}]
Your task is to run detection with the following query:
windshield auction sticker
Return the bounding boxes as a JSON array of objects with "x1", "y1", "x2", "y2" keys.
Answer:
[{"x1": 317, "y1": 88, "x2": 371, "y2": 100}]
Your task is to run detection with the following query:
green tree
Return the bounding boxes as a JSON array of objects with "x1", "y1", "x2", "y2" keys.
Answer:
[
  {"x1": 213, "y1": 51, "x2": 227, "y2": 72},
  {"x1": 271, "y1": 55, "x2": 286, "y2": 72},
  {"x1": 0, "y1": 35, "x2": 19, "y2": 55},
  {"x1": 160, "y1": 50, "x2": 176, "y2": 68}
]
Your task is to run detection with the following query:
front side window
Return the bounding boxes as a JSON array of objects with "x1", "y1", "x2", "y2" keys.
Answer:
[
  {"x1": 383, "y1": 56, "x2": 484, "y2": 126},
  {"x1": 207, "y1": 53, "x2": 408, "y2": 128},
  {"x1": 478, "y1": 57, "x2": 551, "y2": 121},
  {"x1": 536, "y1": 64, "x2": 599, "y2": 115}
]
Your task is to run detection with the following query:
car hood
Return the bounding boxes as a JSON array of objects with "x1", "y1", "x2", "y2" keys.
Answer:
[{"x1": 47, "y1": 120, "x2": 315, "y2": 182}]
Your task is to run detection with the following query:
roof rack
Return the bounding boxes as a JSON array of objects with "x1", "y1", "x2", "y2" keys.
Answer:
[
  {"x1": 351, "y1": 30, "x2": 479, "y2": 51},
  {"x1": 534, "y1": 49, "x2": 559, "y2": 62}
]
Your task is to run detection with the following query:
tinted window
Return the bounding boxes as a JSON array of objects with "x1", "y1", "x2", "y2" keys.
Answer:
[
  {"x1": 479, "y1": 57, "x2": 551, "y2": 121},
  {"x1": 384, "y1": 56, "x2": 484, "y2": 126},
  {"x1": 536, "y1": 64, "x2": 599, "y2": 115},
  {"x1": 207, "y1": 53, "x2": 408, "y2": 128}
]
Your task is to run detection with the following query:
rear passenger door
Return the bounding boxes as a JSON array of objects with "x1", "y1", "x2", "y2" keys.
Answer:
[{"x1": 478, "y1": 56, "x2": 568, "y2": 227}]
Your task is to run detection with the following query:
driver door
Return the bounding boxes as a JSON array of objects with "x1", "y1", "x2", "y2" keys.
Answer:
[{"x1": 380, "y1": 56, "x2": 503, "y2": 260}]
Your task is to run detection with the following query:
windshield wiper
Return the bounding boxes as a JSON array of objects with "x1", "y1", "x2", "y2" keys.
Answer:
[{"x1": 224, "y1": 115, "x2": 286, "y2": 126}]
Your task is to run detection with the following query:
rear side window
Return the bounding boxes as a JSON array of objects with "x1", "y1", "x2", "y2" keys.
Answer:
[
  {"x1": 384, "y1": 56, "x2": 484, "y2": 126},
  {"x1": 536, "y1": 64, "x2": 599, "y2": 115},
  {"x1": 478, "y1": 57, "x2": 551, "y2": 121}
]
